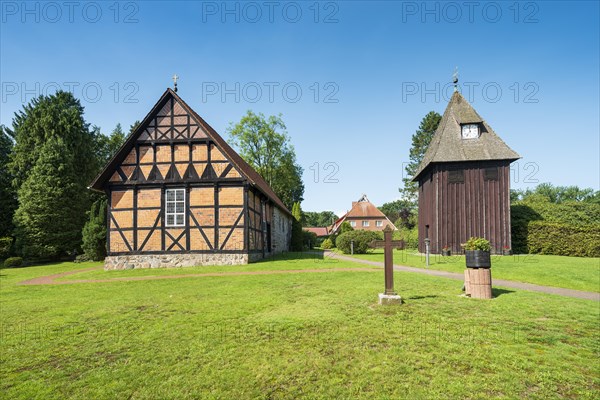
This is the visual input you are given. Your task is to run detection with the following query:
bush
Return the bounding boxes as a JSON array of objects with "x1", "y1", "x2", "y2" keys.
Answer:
[
  {"x1": 526, "y1": 221, "x2": 600, "y2": 257},
  {"x1": 0, "y1": 237, "x2": 13, "y2": 259},
  {"x1": 399, "y1": 227, "x2": 418, "y2": 249},
  {"x1": 74, "y1": 254, "x2": 92, "y2": 263},
  {"x1": 336, "y1": 230, "x2": 379, "y2": 254},
  {"x1": 4, "y1": 256, "x2": 23, "y2": 268},
  {"x1": 321, "y1": 238, "x2": 333, "y2": 249}
]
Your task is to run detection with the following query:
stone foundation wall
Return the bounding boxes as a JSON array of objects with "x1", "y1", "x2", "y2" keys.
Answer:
[{"x1": 104, "y1": 253, "x2": 249, "y2": 270}]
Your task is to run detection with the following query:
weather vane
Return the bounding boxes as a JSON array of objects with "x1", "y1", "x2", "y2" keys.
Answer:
[
  {"x1": 172, "y1": 74, "x2": 179, "y2": 92},
  {"x1": 453, "y1": 67, "x2": 459, "y2": 92}
]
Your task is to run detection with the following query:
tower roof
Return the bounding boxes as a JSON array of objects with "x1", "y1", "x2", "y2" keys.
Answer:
[{"x1": 412, "y1": 91, "x2": 520, "y2": 181}]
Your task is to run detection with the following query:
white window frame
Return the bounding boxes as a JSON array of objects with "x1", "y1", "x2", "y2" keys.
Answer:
[
  {"x1": 362, "y1": 221, "x2": 370, "y2": 227},
  {"x1": 376, "y1": 221, "x2": 383, "y2": 227},
  {"x1": 165, "y1": 188, "x2": 186, "y2": 227},
  {"x1": 349, "y1": 221, "x2": 356, "y2": 227}
]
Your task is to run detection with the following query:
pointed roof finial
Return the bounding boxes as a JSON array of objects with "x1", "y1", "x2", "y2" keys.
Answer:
[
  {"x1": 172, "y1": 74, "x2": 179, "y2": 92},
  {"x1": 452, "y1": 67, "x2": 459, "y2": 92}
]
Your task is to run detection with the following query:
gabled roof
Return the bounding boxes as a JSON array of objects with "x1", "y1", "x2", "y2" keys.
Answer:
[
  {"x1": 303, "y1": 227, "x2": 330, "y2": 237},
  {"x1": 89, "y1": 88, "x2": 291, "y2": 216},
  {"x1": 412, "y1": 91, "x2": 520, "y2": 181},
  {"x1": 330, "y1": 195, "x2": 396, "y2": 233}
]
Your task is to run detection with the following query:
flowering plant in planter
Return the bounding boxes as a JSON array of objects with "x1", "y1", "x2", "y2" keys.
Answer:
[
  {"x1": 441, "y1": 246, "x2": 451, "y2": 256},
  {"x1": 461, "y1": 237, "x2": 491, "y2": 268}
]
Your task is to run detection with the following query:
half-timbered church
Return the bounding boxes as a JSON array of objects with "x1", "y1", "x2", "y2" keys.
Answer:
[
  {"x1": 412, "y1": 90, "x2": 520, "y2": 254},
  {"x1": 90, "y1": 88, "x2": 292, "y2": 270}
]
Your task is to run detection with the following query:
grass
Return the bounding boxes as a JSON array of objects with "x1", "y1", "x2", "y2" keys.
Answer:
[
  {"x1": 52, "y1": 252, "x2": 370, "y2": 282},
  {"x1": 1, "y1": 255, "x2": 599, "y2": 399},
  {"x1": 340, "y1": 249, "x2": 600, "y2": 293}
]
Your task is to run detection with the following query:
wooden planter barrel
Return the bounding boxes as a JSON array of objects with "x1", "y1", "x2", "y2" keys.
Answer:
[
  {"x1": 464, "y1": 268, "x2": 493, "y2": 299},
  {"x1": 465, "y1": 250, "x2": 491, "y2": 268}
]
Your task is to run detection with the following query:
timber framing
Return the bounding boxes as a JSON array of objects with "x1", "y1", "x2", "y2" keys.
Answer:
[{"x1": 89, "y1": 88, "x2": 292, "y2": 263}]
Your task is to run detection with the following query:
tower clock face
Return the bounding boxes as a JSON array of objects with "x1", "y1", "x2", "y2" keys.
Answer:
[{"x1": 461, "y1": 124, "x2": 479, "y2": 139}]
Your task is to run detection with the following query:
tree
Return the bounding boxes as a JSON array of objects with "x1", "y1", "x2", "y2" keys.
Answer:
[
  {"x1": 92, "y1": 123, "x2": 127, "y2": 167},
  {"x1": 290, "y1": 201, "x2": 303, "y2": 251},
  {"x1": 511, "y1": 183, "x2": 600, "y2": 204},
  {"x1": 128, "y1": 120, "x2": 141, "y2": 136},
  {"x1": 13, "y1": 139, "x2": 85, "y2": 259},
  {"x1": 82, "y1": 198, "x2": 107, "y2": 261},
  {"x1": 399, "y1": 111, "x2": 442, "y2": 203},
  {"x1": 9, "y1": 91, "x2": 95, "y2": 259},
  {"x1": 9, "y1": 91, "x2": 95, "y2": 192},
  {"x1": 302, "y1": 211, "x2": 338, "y2": 227},
  {"x1": 379, "y1": 199, "x2": 417, "y2": 229},
  {"x1": 228, "y1": 111, "x2": 304, "y2": 209},
  {"x1": 0, "y1": 125, "x2": 17, "y2": 237}
]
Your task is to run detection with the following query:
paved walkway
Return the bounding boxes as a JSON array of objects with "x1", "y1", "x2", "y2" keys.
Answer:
[{"x1": 328, "y1": 251, "x2": 600, "y2": 301}]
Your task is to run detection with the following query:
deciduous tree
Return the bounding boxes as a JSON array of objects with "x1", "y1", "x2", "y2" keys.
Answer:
[{"x1": 228, "y1": 111, "x2": 304, "y2": 209}]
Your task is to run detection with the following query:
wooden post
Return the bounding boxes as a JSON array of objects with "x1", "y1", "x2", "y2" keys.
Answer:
[
  {"x1": 383, "y1": 226, "x2": 395, "y2": 295},
  {"x1": 370, "y1": 226, "x2": 404, "y2": 304}
]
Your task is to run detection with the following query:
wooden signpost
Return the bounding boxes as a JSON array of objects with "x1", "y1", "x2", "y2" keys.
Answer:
[{"x1": 370, "y1": 225, "x2": 404, "y2": 305}]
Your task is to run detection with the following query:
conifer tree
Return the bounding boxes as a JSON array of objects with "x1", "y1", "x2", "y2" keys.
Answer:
[
  {"x1": 9, "y1": 91, "x2": 95, "y2": 259},
  {"x1": 13, "y1": 139, "x2": 84, "y2": 259},
  {"x1": 399, "y1": 111, "x2": 442, "y2": 203},
  {"x1": 82, "y1": 198, "x2": 107, "y2": 261},
  {"x1": 0, "y1": 125, "x2": 16, "y2": 237},
  {"x1": 290, "y1": 201, "x2": 304, "y2": 251}
]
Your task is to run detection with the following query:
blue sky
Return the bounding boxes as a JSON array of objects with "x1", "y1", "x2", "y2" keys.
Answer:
[{"x1": 1, "y1": 1, "x2": 598, "y2": 216}]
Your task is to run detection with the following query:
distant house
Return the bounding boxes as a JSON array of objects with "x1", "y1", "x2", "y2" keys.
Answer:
[
  {"x1": 330, "y1": 195, "x2": 396, "y2": 234},
  {"x1": 302, "y1": 227, "x2": 331, "y2": 238}
]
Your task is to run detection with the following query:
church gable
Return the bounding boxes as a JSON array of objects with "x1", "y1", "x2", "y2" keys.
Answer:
[{"x1": 103, "y1": 92, "x2": 243, "y2": 185}]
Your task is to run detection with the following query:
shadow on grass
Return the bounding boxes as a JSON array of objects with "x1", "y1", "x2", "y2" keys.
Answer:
[
  {"x1": 492, "y1": 288, "x2": 516, "y2": 298},
  {"x1": 255, "y1": 250, "x2": 329, "y2": 264},
  {"x1": 405, "y1": 295, "x2": 440, "y2": 301}
]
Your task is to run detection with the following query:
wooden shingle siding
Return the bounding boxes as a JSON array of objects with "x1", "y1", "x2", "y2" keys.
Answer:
[{"x1": 418, "y1": 161, "x2": 512, "y2": 254}]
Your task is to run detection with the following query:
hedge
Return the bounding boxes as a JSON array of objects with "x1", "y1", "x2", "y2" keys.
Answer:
[
  {"x1": 511, "y1": 198, "x2": 600, "y2": 256},
  {"x1": 526, "y1": 221, "x2": 600, "y2": 257}
]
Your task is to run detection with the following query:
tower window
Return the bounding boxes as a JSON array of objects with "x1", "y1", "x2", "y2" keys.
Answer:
[
  {"x1": 484, "y1": 167, "x2": 499, "y2": 181},
  {"x1": 448, "y1": 170, "x2": 464, "y2": 184}
]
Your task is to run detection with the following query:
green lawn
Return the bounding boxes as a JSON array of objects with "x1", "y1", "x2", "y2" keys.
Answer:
[
  {"x1": 1, "y1": 257, "x2": 599, "y2": 399},
  {"x1": 340, "y1": 250, "x2": 600, "y2": 293},
  {"x1": 53, "y1": 252, "x2": 368, "y2": 282}
]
